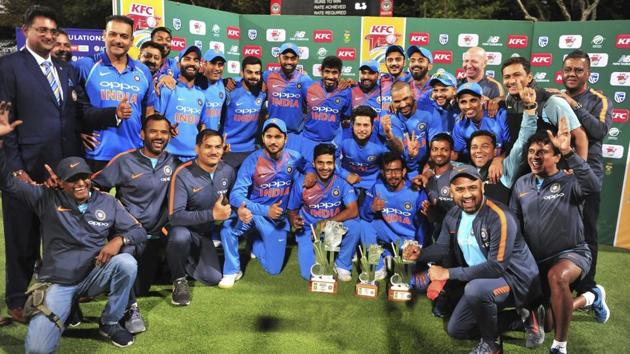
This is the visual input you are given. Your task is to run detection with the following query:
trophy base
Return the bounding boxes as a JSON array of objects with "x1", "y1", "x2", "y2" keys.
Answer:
[
  {"x1": 388, "y1": 284, "x2": 413, "y2": 302},
  {"x1": 355, "y1": 283, "x2": 379, "y2": 299},
  {"x1": 308, "y1": 278, "x2": 338, "y2": 294}
]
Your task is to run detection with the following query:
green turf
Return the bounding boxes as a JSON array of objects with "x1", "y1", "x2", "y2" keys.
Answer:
[{"x1": 0, "y1": 217, "x2": 629, "y2": 353}]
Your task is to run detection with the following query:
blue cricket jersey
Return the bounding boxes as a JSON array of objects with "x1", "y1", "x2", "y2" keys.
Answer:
[
  {"x1": 264, "y1": 70, "x2": 312, "y2": 133},
  {"x1": 432, "y1": 101, "x2": 461, "y2": 133},
  {"x1": 351, "y1": 85, "x2": 382, "y2": 113},
  {"x1": 222, "y1": 81, "x2": 266, "y2": 153},
  {"x1": 200, "y1": 79, "x2": 226, "y2": 131},
  {"x1": 75, "y1": 52, "x2": 155, "y2": 161},
  {"x1": 410, "y1": 79, "x2": 433, "y2": 111},
  {"x1": 452, "y1": 109, "x2": 510, "y2": 155},
  {"x1": 155, "y1": 81, "x2": 208, "y2": 159},
  {"x1": 156, "y1": 57, "x2": 180, "y2": 79},
  {"x1": 301, "y1": 80, "x2": 352, "y2": 142},
  {"x1": 288, "y1": 173, "x2": 357, "y2": 227},
  {"x1": 338, "y1": 136, "x2": 390, "y2": 190}
]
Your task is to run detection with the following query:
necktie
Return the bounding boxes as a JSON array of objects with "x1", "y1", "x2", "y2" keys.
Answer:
[{"x1": 42, "y1": 61, "x2": 62, "y2": 106}]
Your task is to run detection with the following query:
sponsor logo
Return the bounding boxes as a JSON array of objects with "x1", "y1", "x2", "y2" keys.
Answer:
[
  {"x1": 227, "y1": 60, "x2": 240, "y2": 74},
  {"x1": 317, "y1": 47, "x2": 328, "y2": 58},
  {"x1": 189, "y1": 20, "x2": 206, "y2": 36},
  {"x1": 194, "y1": 40, "x2": 203, "y2": 50},
  {"x1": 591, "y1": 35, "x2": 605, "y2": 48},
  {"x1": 531, "y1": 53, "x2": 553, "y2": 66},
  {"x1": 56, "y1": 205, "x2": 71, "y2": 212},
  {"x1": 342, "y1": 66, "x2": 353, "y2": 76},
  {"x1": 588, "y1": 53, "x2": 609, "y2": 67},
  {"x1": 485, "y1": 52, "x2": 502, "y2": 66},
  {"x1": 227, "y1": 26, "x2": 240, "y2": 39},
  {"x1": 298, "y1": 46, "x2": 309, "y2": 60},
  {"x1": 260, "y1": 180, "x2": 291, "y2": 189},
  {"x1": 243, "y1": 45, "x2": 262, "y2": 58},
  {"x1": 172, "y1": 18, "x2": 182, "y2": 31},
  {"x1": 313, "y1": 30, "x2": 333, "y2": 43},
  {"x1": 209, "y1": 41, "x2": 224, "y2": 53},
  {"x1": 100, "y1": 81, "x2": 140, "y2": 92},
  {"x1": 482, "y1": 35, "x2": 502, "y2": 47},
  {"x1": 534, "y1": 72, "x2": 549, "y2": 82},
  {"x1": 616, "y1": 34, "x2": 630, "y2": 48},
  {"x1": 455, "y1": 68, "x2": 466, "y2": 79},
  {"x1": 364, "y1": 25, "x2": 400, "y2": 50},
  {"x1": 538, "y1": 36, "x2": 549, "y2": 48},
  {"x1": 409, "y1": 32, "x2": 430, "y2": 45},
  {"x1": 88, "y1": 220, "x2": 109, "y2": 227},
  {"x1": 543, "y1": 193, "x2": 565, "y2": 200},
  {"x1": 610, "y1": 72, "x2": 630, "y2": 86},
  {"x1": 555, "y1": 71, "x2": 564, "y2": 84},
  {"x1": 227, "y1": 45, "x2": 239, "y2": 56},
  {"x1": 613, "y1": 55, "x2": 630, "y2": 66},
  {"x1": 343, "y1": 30, "x2": 351, "y2": 43},
  {"x1": 171, "y1": 37, "x2": 187, "y2": 51},
  {"x1": 589, "y1": 72, "x2": 600, "y2": 84},
  {"x1": 248, "y1": 29, "x2": 257, "y2": 40},
  {"x1": 614, "y1": 91, "x2": 626, "y2": 103},
  {"x1": 192, "y1": 186, "x2": 203, "y2": 193},
  {"x1": 507, "y1": 34, "x2": 528, "y2": 48},
  {"x1": 458, "y1": 33, "x2": 479, "y2": 47},
  {"x1": 290, "y1": 30, "x2": 308, "y2": 41},
  {"x1": 271, "y1": 47, "x2": 280, "y2": 58},
  {"x1": 608, "y1": 127, "x2": 620, "y2": 138},
  {"x1": 266, "y1": 63, "x2": 281, "y2": 71},
  {"x1": 486, "y1": 70, "x2": 495, "y2": 78},
  {"x1": 309, "y1": 201, "x2": 342, "y2": 209},
  {"x1": 382, "y1": 208, "x2": 412, "y2": 217},
  {"x1": 612, "y1": 108, "x2": 629, "y2": 123},
  {"x1": 212, "y1": 24, "x2": 220, "y2": 36},
  {"x1": 266, "y1": 28, "x2": 286, "y2": 42},
  {"x1": 336, "y1": 48, "x2": 356, "y2": 61},
  {"x1": 313, "y1": 64, "x2": 322, "y2": 77},
  {"x1": 433, "y1": 50, "x2": 453, "y2": 64},
  {"x1": 131, "y1": 172, "x2": 144, "y2": 180},
  {"x1": 176, "y1": 106, "x2": 201, "y2": 114},
  {"x1": 272, "y1": 92, "x2": 301, "y2": 99},
  {"x1": 602, "y1": 144, "x2": 624, "y2": 159},
  {"x1": 99, "y1": 72, "x2": 110, "y2": 77},
  {"x1": 559, "y1": 35, "x2": 582, "y2": 49},
  {"x1": 439, "y1": 33, "x2": 449, "y2": 45}
]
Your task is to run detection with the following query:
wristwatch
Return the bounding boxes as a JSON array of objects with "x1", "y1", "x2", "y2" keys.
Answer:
[
  {"x1": 523, "y1": 102, "x2": 537, "y2": 110},
  {"x1": 11, "y1": 170, "x2": 24, "y2": 177},
  {"x1": 573, "y1": 102, "x2": 583, "y2": 111}
]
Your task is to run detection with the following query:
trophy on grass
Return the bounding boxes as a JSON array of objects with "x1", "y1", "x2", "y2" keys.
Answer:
[
  {"x1": 308, "y1": 220, "x2": 345, "y2": 294},
  {"x1": 388, "y1": 240, "x2": 420, "y2": 302},
  {"x1": 355, "y1": 244, "x2": 384, "y2": 299}
]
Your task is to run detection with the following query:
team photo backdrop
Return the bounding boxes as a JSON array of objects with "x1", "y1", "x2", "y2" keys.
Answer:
[{"x1": 112, "y1": 0, "x2": 629, "y2": 248}]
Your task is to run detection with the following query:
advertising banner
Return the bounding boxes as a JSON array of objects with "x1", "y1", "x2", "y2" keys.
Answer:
[{"x1": 16, "y1": 28, "x2": 104, "y2": 61}]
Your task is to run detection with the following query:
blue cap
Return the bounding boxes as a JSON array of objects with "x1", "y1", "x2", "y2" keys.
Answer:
[
  {"x1": 406, "y1": 46, "x2": 433, "y2": 63},
  {"x1": 449, "y1": 164, "x2": 482, "y2": 184},
  {"x1": 359, "y1": 60, "x2": 380, "y2": 73},
  {"x1": 456, "y1": 82, "x2": 483, "y2": 97},
  {"x1": 279, "y1": 42, "x2": 299, "y2": 55},
  {"x1": 202, "y1": 49, "x2": 225, "y2": 62},
  {"x1": 263, "y1": 118, "x2": 287, "y2": 135},
  {"x1": 385, "y1": 45, "x2": 405, "y2": 57},
  {"x1": 179, "y1": 45, "x2": 202, "y2": 62},
  {"x1": 429, "y1": 69, "x2": 457, "y2": 87}
]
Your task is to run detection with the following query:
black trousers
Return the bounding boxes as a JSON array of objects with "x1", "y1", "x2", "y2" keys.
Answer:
[
  {"x1": 575, "y1": 191, "x2": 600, "y2": 293},
  {"x1": 166, "y1": 227, "x2": 222, "y2": 286}
]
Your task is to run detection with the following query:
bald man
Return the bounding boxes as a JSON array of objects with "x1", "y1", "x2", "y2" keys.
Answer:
[{"x1": 458, "y1": 47, "x2": 504, "y2": 99}]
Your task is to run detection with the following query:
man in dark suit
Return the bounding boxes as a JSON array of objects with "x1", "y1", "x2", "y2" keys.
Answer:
[{"x1": 0, "y1": 5, "x2": 125, "y2": 323}]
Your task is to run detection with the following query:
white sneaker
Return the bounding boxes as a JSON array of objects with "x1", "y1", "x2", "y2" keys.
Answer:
[
  {"x1": 250, "y1": 252, "x2": 257, "y2": 259},
  {"x1": 336, "y1": 267, "x2": 352, "y2": 282},
  {"x1": 375, "y1": 267, "x2": 387, "y2": 281},
  {"x1": 212, "y1": 240, "x2": 222, "y2": 248},
  {"x1": 218, "y1": 271, "x2": 243, "y2": 289}
]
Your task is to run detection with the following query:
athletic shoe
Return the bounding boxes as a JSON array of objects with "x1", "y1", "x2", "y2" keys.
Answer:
[
  {"x1": 591, "y1": 284, "x2": 610, "y2": 323},
  {"x1": 67, "y1": 304, "x2": 83, "y2": 328},
  {"x1": 335, "y1": 267, "x2": 352, "y2": 282},
  {"x1": 218, "y1": 271, "x2": 243, "y2": 289},
  {"x1": 549, "y1": 347, "x2": 564, "y2": 354},
  {"x1": 212, "y1": 239, "x2": 222, "y2": 248},
  {"x1": 124, "y1": 303, "x2": 146, "y2": 334},
  {"x1": 171, "y1": 277, "x2": 191, "y2": 306},
  {"x1": 524, "y1": 305, "x2": 545, "y2": 348},
  {"x1": 469, "y1": 338, "x2": 502, "y2": 354},
  {"x1": 374, "y1": 267, "x2": 387, "y2": 281},
  {"x1": 99, "y1": 322, "x2": 134, "y2": 348},
  {"x1": 432, "y1": 294, "x2": 451, "y2": 318}
]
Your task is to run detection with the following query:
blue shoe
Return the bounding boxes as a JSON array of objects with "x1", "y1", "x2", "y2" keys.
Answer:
[{"x1": 592, "y1": 285, "x2": 610, "y2": 323}]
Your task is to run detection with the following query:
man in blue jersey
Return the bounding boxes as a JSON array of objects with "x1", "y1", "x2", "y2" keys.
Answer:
[
  {"x1": 138, "y1": 41, "x2": 165, "y2": 78},
  {"x1": 351, "y1": 61, "x2": 382, "y2": 113},
  {"x1": 299, "y1": 56, "x2": 352, "y2": 163},
  {"x1": 288, "y1": 144, "x2": 361, "y2": 281},
  {"x1": 221, "y1": 119, "x2": 307, "y2": 284},
  {"x1": 264, "y1": 42, "x2": 312, "y2": 150},
  {"x1": 360, "y1": 152, "x2": 429, "y2": 277},
  {"x1": 75, "y1": 15, "x2": 155, "y2": 171},
  {"x1": 381, "y1": 45, "x2": 411, "y2": 112},
  {"x1": 155, "y1": 45, "x2": 208, "y2": 162},
  {"x1": 428, "y1": 69, "x2": 459, "y2": 132},
  {"x1": 407, "y1": 46, "x2": 433, "y2": 109},
  {"x1": 452, "y1": 83, "x2": 509, "y2": 161},
  {"x1": 222, "y1": 56, "x2": 266, "y2": 169},
  {"x1": 151, "y1": 27, "x2": 179, "y2": 78},
  {"x1": 199, "y1": 49, "x2": 227, "y2": 131}
]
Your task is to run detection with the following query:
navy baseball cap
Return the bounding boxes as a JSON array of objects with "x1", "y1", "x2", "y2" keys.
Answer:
[
  {"x1": 385, "y1": 45, "x2": 405, "y2": 57},
  {"x1": 202, "y1": 49, "x2": 225, "y2": 62},
  {"x1": 279, "y1": 42, "x2": 299, "y2": 56},
  {"x1": 56, "y1": 157, "x2": 92, "y2": 181},
  {"x1": 456, "y1": 82, "x2": 483, "y2": 98},
  {"x1": 359, "y1": 60, "x2": 380, "y2": 73},
  {"x1": 263, "y1": 118, "x2": 287, "y2": 135},
  {"x1": 429, "y1": 70, "x2": 457, "y2": 87},
  {"x1": 179, "y1": 45, "x2": 202, "y2": 61},
  {"x1": 406, "y1": 46, "x2": 433, "y2": 63},
  {"x1": 449, "y1": 164, "x2": 481, "y2": 184}
]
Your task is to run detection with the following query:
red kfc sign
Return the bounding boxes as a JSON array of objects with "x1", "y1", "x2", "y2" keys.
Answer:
[
  {"x1": 243, "y1": 45, "x2": 262, "y2": 58},
  {"x1": 455, "y1": 68, "x2": 466, "y2": 80},
  {"x1": 227, "y1": 26, "x2": 240, "y2": 40},
  {"x1": 613, "y1": 108, "x2": 629, "y2": 123},
  {"x1": 336, "y1": 48, "x2": 356, "y2": 61},
  {"x1": 616, "y1": 34, "x2": 630, "y2": 49},
  {"x1": 507, "y1": 35, "x2": 528, "y2": 48},
  {"x1": 313, "y1": 30, "x2": 333, "y2": 43},
  {"x1": 432, "y1": 50, "x2": 453, "y2": 64},
  {"x1": 531, "y1": 53, "x2": 553, "y2": 67},
  {"x1": 555, "y1": 71, "x2": 564, "y2": 84},
  {"x1": 266, "y1": 63, "x2": 281, "y2": 71},
  {"x1": 409, "y1": 32, "x2": 430, "y2": 45},
  {"x1": 171, "y1": 37, "x2": 187, "y2": 51}
]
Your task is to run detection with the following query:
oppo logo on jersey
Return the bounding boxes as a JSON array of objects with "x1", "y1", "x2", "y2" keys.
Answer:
[
  {"x1": 543, "y1": 192, "x2": 565, "y2": 200},
  {"x1": 206, "y1": 101, "x2": 221, "y2": 108},
  {"x1": 259, "y1": 180, "x2": 291, "y2": 198},
  {"x1": 382, "y1": 207, "x2": 412, "y2": 225},
  {"x1": 308, "y1": 201, "x2": 341, "y2": 209},
  {"x1": 312, "y1": 106, "x2": 339, "y2": 113},
  {"x1": 100, "y1": 81, "x2": 141, "y2": 92},
  {"x1": 235, "y1": 108, "x2": 260, "y2": 115},
  {"x1": 176, "y1": 105, "x2": 201, "y2": 114},
  {"x1": 272, "y1": 92, "x2": 301, "y2": 99},
  {"x1": 260, "y1": 180, "x2": 291, "y2": 189},
  {"x1": 88, "y1": 220, "x2": 110, "y2": 227},
  {"x1": 312, "y1": 106, "x2": 339, "y2": 122},
  {"x1": 348, "y1": 161, "x2": 370, "y2": 172}
]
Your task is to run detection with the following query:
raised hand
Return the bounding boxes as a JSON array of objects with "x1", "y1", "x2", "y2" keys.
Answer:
[
  {"x1": 517, "y1": 80, "x2": 536, "y2": 107},
  {"x1": 43, "y1": 164, "x2": 61, "y2": 189},
  {"x1": 0, "y1": 101, "x2": 22, "y2": 137},
  {"x1": 237, "y1": 202, "x2": 253, "y2": 224},
  {"x1": 115, "y1": 96, "x2": 132, "y2": 119},
  {"x1": 381, "y1": 114, "x2": 393, "y2": 139},
  {"x1": 268, "y1": 200, "x2": 284, "y2": 220},
  {"x1": 404, "y1": 131, "x2": 420, "y2": 159},
  {"x1": 547, "y1": 116, "x2": 572, "y2": 155},
  {"x1": 212, "y1": 194, "x2": 231, "y2": 221},
  {"x1": 371, "y1": 192, "x2": 385, "y2": 212},
  {"x1": 346, "y1": 173, "x2": 361, "y2": 185}
]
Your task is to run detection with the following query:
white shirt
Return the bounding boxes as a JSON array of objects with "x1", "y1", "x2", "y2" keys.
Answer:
[{"x1": 25, "y1": 45, "x2": 64, "y2": 101}]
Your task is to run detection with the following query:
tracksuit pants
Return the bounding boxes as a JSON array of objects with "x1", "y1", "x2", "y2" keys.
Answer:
[{"x1": 166, "y1": 227, "x2": 222, "y2": 286}]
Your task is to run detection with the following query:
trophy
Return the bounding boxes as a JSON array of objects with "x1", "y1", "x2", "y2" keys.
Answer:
[
  {"x1": 308, "y1": 221, "x2": 345, "y2": 294},
  {"x1": 387, "y1": 240, "x2": 419, "y2": 302},
  {"x1": 355, "y1": 244, "x2": 384, "y2": 299}
]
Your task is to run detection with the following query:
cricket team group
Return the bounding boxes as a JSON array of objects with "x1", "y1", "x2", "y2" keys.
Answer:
[{"x1": 0, "y1": 5, "x2": 613, "y2": 354}]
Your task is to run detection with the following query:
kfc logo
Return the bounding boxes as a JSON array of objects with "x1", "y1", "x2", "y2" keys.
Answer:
[
  {"x1": 616, "y1": 34, "x2": 630, "y2": 48},
  {"x1": 507, "y1": 35, "x2": 528, "y2": 48},
  {"x1": 555, "y1": 71, "x2": 564, "y2": 84},
  {"x1": 171, "y1": 37, "x2": 187, "y2": 51},
  {"x1": 458, "y1": 33, "x2": 479, "y2": 47},
  {"x1": 612, "y1": 108, "x2": 629, "y2": 123},
  {"x1": 409, "y1": 32, "x2": 430, "y2": 45},
  {"x1": 364, "y1": 25, "x2": 400, "y2": 50},
  {"x1": 129, "y1": 4, "x2": 154, "y2": 15},
  {"x1": 313, "y1": 30, "x2": 333, "y2": 43},
  {"x1": 266, "y1": 29, "x2": 286, "y2": 42},
  {"x1": 588, "y1": 53, "x2": 609, "y2": 67},
  {"x1": 266, "y1": 63, "x2": 281, "y2": 71},
  {"x1": 455, "y1": 68, "x2": 466, "y2": 80},
  {"x1": 432, "y1": 50, "x2": 453, "y2": 64},
  {"x1": 531, "y1": 53, "x2": 553, "y2": 66},
  {"x1": 227, "y1": 26, "x2": 240, "y2": 40},
  {"x1": 610, "y1": 72, "x2": 630, "y2": 86},
  {"x1": 336, "y1": 48, "x2": 356, "y2": 61},
  {"x1": 243, "y1": 45, "x2": 262, "y2": 58},
  {"x1": 559, "y1": 35, "x2": 583, "y2": 49}
]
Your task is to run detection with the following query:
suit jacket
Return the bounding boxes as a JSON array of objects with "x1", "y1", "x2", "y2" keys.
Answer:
[{"x1": 0, "y1": 49, "x2": 117, "y2": 181}]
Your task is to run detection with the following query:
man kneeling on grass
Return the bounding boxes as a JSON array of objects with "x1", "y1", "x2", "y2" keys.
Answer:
[{"x1": 0, "y1": 102, "x2": 146, "y2": 351}]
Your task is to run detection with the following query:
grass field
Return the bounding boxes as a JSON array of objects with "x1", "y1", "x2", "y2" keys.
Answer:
[{"x1": 0, "y1": 220, "x2": 629, "y2": 353}]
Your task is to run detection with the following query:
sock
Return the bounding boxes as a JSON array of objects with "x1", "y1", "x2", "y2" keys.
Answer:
[
  {"x1": 582, "y1": 291, "x2": 596, "y2": 307},
  {"x1": 551, "y1": 340, "x2": 567, "y2": 353}
]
